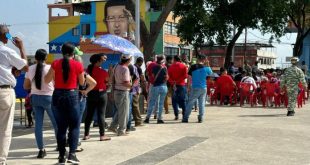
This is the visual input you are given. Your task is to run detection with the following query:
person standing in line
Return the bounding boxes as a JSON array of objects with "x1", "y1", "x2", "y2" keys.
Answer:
[
  {"x1": 109, "y1": 54, "x2": 132, "y2": 136},
  {"x1": 281, "y1": 57, "x2": 307, "y2": 116},
  {"x1": 0, "y1": 24, "x2": 28, "y2": 164},
  {"x1": 45, "y1": 43, "x2": 85, "y2": 164},
  {"x1": 83, "y1": 54, "x2": 111, "y2": 141},
  {"x1": 164, "y1": 56, "x2": 173, "y2": 114},
  {"x1": 73, "y1": 55, "x2": 97, "y2": 152},
  {"x1": 144, "y1": 55, "x2": 168, "y2": 124},
  {"x1": 168, "y1": 55, "x2": 188, "y2": 120},
  {"x1": 23, "y1": 49, "x2": 58, "y2": 158},
  {"x1": 182, "y1": 55, "x2": 212, "y2": 123},
  {"x1": 134, "y1": 57, "x2": 145, "y2": 125}
]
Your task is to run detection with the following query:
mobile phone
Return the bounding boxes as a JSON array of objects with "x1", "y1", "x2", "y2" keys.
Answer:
[{"x1": 5, "y1": 33, "x2": 16, "y2": 44}]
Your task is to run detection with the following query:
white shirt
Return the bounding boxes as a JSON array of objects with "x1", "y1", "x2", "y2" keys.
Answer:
[
  {"x1": 0, "y1": 41, "x2": 27, "y2": 87},
  {"x1": 241, "y1": 76, "x2": 257, "y2": 89},
  {"x1": 25, "y1": 64, "x2": 54, "y2": 96}
]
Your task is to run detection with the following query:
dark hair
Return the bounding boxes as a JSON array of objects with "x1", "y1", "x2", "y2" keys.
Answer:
[
  {"x1": 197, "y1": 54, "x2": 207, "y2": 60},
  {"x1": 156, "y1": 55, "x2": 165, "y2": 64},
  {"x1": 136, "y1": 57, "x2": 144, "y2": 64},
  {"x1": 88, "y1": 53, "x2": 104, "y2": 76},
  {"x1": 173, "y1": 55, "x2": 181, "y2": 62},
  {"x1": 34, "y1": 49, "x2": 47, "y2": 90},
  {"x1": 61, "y1": 42, "x2": 75, "y2": 83},
  {"x1": 104, "y1": 0, "x2": 130, "y2": 21}
]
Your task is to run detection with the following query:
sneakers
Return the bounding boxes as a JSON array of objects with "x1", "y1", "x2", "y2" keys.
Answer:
[
  {"x1": 58, "y1": 156, "x2": 66, "y2": 165},
  {"x1": 37, "y1": 149, "x2": 46, "y2": 158},
  {"x1": 198, "y1": 116, "x2": 203, "y2": 123},
  {"x1": 181, "y1": 119, "x2": 188, "y2": 123},
  {"x1": 174, "y1": 116, "x2": 179, "y2": 120},
  {"x1": 126, "y1": 126, "x2": 136, "y2": 133},
  {"x1": 287, "y1": 111, "x2": 295, "y2": 116},
  {"x1": 143, "y1": 118, "x2": 150, "y2": 123},
  {"x1": 154, "y1": 115, "x2": 157, "y2": 119},
  {"x1": 67, "y1": 153, "x2": 80, "y2": 164},
  {"x1": 157, "y1": 120, "x2": 165, "y2": 124},
  {"x1": 117, "y1": 132, "x2": 128, "y2": 136}
]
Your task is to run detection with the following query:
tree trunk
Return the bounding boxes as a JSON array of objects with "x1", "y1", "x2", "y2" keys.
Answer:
[
  {"x1": 293, "y1": 34, "x2": 303, "y2": 57},
  {"x1": 224, "y1": 27, "x2": 244, "y2": 68},
  {"x1": 128, "y1": 0, "x2": 178, "y2": 61}
]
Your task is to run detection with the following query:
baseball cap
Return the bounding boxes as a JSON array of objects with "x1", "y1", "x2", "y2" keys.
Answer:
[
  {"x1": 291, "y1": 57, "x2": 299, "y2": 64},
  {"x1": 74, "y1": 47, "x2": 83, "y2": 56},
  {"x1": 121, "y1": 53, "x2": 132, "y2": 60}
]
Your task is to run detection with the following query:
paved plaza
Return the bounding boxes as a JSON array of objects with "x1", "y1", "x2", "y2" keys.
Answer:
[{"x1": 7, "y1": 102, "x2": 310, "y2": 165}]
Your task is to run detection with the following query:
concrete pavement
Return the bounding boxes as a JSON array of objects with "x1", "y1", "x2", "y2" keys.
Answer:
[{"x1": 7, "y1": 103, "x2": 310, "y2": 165}]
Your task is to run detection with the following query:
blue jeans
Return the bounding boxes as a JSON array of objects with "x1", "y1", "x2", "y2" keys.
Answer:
[
  {"x1": 79, "y1": 96, "x2": 86, "y2": 123},
  {"x1": 146, "y1": 85, "x2": 168, "y2": 120},
  {"x1": 184, "y1": 88, "x2": 206, "y2": 121},
  {"x1": 172, "y1": 85, "x2": 187, "y2": 117},
  {"x1": 127, "y1": 93, "x2": 133, "y2": 129},
  {"x1": 52, "y1": 89, "x2": 80, "y2": 156},
  {"x1": 31, "y1": 95, "x2": 57, "y2": 150}
]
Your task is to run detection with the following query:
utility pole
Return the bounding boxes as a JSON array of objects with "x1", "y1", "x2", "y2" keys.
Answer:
[
  {"x1": 135, "y1": 0, "x2": 140, "y2": 48},
  {"x1": 231, "y1": 27, "x2": 236, "y2": 62},
  {"x1": 243, "y1": 28, "x2": 247, "y2": 65}
]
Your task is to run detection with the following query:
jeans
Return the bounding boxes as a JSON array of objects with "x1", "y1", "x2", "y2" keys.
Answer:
[
  {"x1": 79, "y1": 96, "x2": 87, "y2": 123},
  {"x1": 127, "y1": 93, "x2": 133, "y2": 130},
  {"x1": 31, "y1": 95, "x2": 57, "y2": 150},
  {"x1": 146, "y1": 85, "x2": 168, "y2": 120},
  {"x1": 84, "y1": 91, "x2": 107, "y2": 136},
  {"x1": 172, "y1": 85, "x2": 187, "y2": 117},
  {"x1": 52, "y1": 89, "x2": 80, "y2": 156},
  {"x1": 183, "y1": 88, "x2": 206, "y2": 121},
  {"x1": 110, "y1": 90, "x2": 130, "y2": 134}
]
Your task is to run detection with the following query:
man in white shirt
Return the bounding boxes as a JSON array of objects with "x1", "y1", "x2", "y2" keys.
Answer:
[
  {"x1": 241, "y1": 72, "x2": 257, "y2": 89},
  {"x1": 0, "y1": 24, "x2": 28, "y2": 164}
]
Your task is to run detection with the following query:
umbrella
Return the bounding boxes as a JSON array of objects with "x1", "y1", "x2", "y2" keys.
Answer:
[
  {"x1": 93, "y1": 34, "x2": 143, "y2": 57},
  {"x1": 208, "y1": 72, "x2": 220, "y2": 78}
]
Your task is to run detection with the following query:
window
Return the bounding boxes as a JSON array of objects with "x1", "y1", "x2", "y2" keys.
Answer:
[
  {"x1": 81, "y1": 24, "x2": 90, "y2": 35},
  {"x1": 180, "y1": 48, "x2": 190, "y2": 57},
  {"x1": 164, "y1": 22, "x2": 178, "y2": 36},
  {"x1": 72, "y1": 27, "x2": 80, "y2": 36},
  {"x1": 164, "y1": 47, "x2": 179, "y2": 56}
]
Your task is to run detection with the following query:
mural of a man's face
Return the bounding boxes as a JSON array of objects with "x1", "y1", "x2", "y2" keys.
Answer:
[{"x1": 105, "y1": 5, "x2": 129, "y2": 37}]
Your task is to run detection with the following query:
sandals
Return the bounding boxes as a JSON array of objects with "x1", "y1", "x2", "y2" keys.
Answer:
[
  {"x1": 100, "y1": 135, "x2": 111, "y2": 141},
  {"x1": 82, "y1": 136, "x2": 90, "y2": 140}
]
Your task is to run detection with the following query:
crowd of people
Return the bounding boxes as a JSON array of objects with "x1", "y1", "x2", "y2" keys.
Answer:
[{"x1": 0, "y1": 24, "x2": 309, "y2": 165}]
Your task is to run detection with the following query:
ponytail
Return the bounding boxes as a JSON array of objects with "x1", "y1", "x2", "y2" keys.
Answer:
[
  {"x1": 34, "y1": 49, "x2": 47, "y2": 90},
  {"x1": 62, "y1": 55, "x2": 70, "y2": 83},
  {"x1": 87, "y1": 64, "x2": 94, "y2": 76},
  {"x1": 61, "y1": 42, "x2": 75, "y2": 83}
]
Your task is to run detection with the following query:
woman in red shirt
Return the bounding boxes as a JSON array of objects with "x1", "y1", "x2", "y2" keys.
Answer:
[
  {"x1": 83, "y1": 53, "x2": 111, "y2": 141},
  {"x1": 45, "y1": 43, "x2": 85, "y2": 164}
]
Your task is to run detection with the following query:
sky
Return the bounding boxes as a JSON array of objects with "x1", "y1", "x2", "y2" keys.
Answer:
[{"x1": 0, "y1": 0, "x2": 297, "y2": 66}]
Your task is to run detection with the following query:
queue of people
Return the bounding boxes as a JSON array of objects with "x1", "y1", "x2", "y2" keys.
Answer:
[{"x1": 0, "y1": 22, "x2": 309, "y2": 165}]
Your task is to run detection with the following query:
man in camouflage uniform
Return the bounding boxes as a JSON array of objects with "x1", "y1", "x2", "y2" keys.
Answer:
[{"x1": 281, "y1": 57, "x2": 308, "y2": 116}]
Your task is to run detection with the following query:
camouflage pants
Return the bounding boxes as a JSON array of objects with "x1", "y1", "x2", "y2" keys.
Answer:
[{"x1": 287, "y1": 89, "x2": 298, "y2": 112}]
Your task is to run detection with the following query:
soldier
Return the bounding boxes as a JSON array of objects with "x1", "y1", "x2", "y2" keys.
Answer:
[{"x1": 281, "y1": 57, "x2": 307, "y2": 116}]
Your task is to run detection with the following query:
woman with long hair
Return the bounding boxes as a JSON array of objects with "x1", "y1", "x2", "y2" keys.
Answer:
[
  {"x1": 83, "y1": 53, "x2": 111, "y2": 141},
  {"x1": 23, "y1": 49, "x2": 57, "y2": 158},
  {"x1": 45, "y1": 43, "x2": 85, "y2": 164}
]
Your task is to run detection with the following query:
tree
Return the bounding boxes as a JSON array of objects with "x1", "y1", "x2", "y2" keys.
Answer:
[
  {"x1": 285, "y1": 0, "x2": 310, "y2": 57},
  {"x1": 174, "y1": 0, "x2": 288, "y2": 68},
  {"x1": 127, "y1": 0, "x2": 178, "y2": 61}
]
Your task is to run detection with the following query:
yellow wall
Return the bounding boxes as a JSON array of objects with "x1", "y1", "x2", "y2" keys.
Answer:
[
  {"x1": 96, "y1": 1, "x2": 108, "y2": 32},
  {"x1": 49, "y1": 16, "x2": 80, "y2": 41}
]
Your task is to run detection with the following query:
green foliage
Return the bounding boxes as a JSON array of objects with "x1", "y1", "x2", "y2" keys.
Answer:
[{"x1": 174, "y1": 0, "x2": 289, "y2": 47}]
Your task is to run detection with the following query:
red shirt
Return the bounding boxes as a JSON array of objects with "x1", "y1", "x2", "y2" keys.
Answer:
[
  {"x1": 88, "y1": 66, "x2": 109, "y2": 90},
  {"x1": 216, "y1": 74, "x2": 235, "y2": 90},
  {"x1": 147, "y1": 62, "x2": 157, "y2": 84},
  {"x1": 51, "y1": 59, "x2": 84, "y2": 89},
  {"x1": 168, "y1": 62, "x2": 188, "y2": 86}
]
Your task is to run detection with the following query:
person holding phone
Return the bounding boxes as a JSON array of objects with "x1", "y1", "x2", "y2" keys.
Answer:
[{"x1": 0, "y1": 24, "x2": 28, "y2": 164}]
